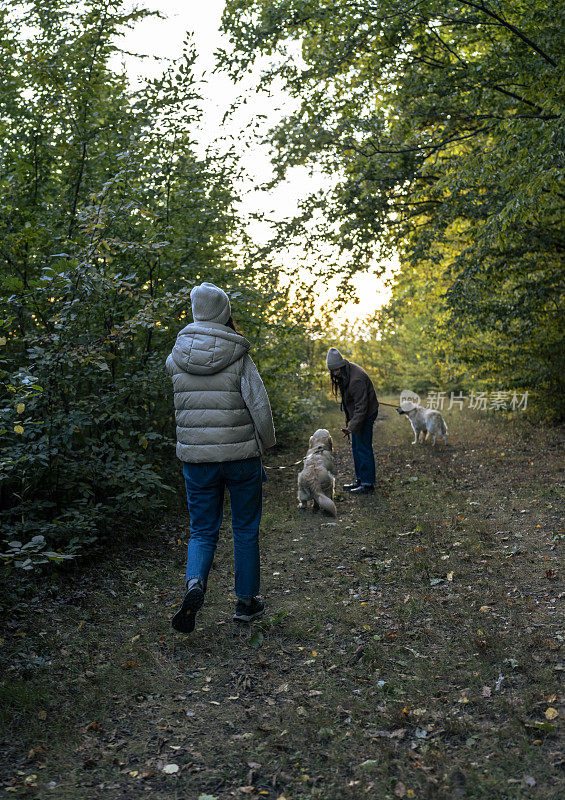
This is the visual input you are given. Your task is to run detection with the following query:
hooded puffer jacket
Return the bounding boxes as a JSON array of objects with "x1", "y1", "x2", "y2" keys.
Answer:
[{"x1": 166, "y1": 321, "x2": 276, "y2": 463}]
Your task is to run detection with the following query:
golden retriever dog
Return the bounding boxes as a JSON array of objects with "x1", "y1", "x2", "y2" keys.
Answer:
[
  {"x1": 397, "y1": 401, "x2": 448, "y2": 445},
  {"x1": 297, "y1": 428, "x2": 337, "y2": 516}
]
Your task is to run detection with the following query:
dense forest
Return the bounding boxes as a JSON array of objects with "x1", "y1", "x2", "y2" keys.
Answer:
[
  {"x1": 222, "y1": 0, "x2": 564, "y2": 402},
  {"x1": 1, "y1": 0, "x2": 562, "y2": 567}
]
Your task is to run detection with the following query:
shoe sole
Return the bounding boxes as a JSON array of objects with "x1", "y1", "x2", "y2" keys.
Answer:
[
  {"x1": 171, "y1": 584, "x2": 205, "y2": 633},
  {"x1": 233, "y1": 607, "x2": 265, "y2": 623}
]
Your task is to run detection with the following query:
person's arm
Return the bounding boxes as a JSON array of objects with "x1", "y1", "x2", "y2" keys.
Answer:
[
  {"x1": 241, "y1": 354, "x2": 276, "y2": 451},
  {"x1": 346, "y1": 378, "x2": 369, "y2": 434}
]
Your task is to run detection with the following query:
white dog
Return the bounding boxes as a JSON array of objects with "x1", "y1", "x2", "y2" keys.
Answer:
[
  {"x1": 397, "y1": 401, "x2": 448, "y2": 445},
  {"x1": 297, "y1": 429, "x2": 337, "y2": 516}
]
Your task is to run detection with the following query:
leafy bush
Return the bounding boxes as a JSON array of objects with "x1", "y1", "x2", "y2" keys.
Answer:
[{"x1": 0, "y1": 1, "x2": 320, "y2": 570}]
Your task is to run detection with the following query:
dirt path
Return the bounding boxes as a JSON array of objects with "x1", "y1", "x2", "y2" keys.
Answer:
[{"x1": 1, "y1": 406, "x2": 563, "y2": 799}]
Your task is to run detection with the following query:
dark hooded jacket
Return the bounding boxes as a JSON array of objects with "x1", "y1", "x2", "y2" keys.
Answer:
[{"x1": 340, "y1": 361, "x2": 379, "y2": 434}]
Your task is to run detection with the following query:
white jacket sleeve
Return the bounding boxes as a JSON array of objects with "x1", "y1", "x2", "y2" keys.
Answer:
[{"x1": 240, "y1": 354, "x2": 276, "y2": 451}]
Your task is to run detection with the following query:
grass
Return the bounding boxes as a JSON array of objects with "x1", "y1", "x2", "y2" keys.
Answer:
[{"x1": 0, "y1": 399, "x2": 563, "y2": 799}]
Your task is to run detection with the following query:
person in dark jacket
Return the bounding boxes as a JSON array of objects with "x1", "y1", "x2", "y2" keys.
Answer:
[{"x1": 327, "y1": 347, "x2": 379, "y2": 494}]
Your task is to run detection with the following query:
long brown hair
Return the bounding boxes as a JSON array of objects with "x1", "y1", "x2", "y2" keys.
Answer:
[
  {"x1": 330, "y1": 368, "x2": 345, "y2": 400},
  {"x1": 226, "y1": 315, "x2": 243, "y2": 335}
]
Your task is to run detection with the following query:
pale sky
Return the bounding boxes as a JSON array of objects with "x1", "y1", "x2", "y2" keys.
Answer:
[{"x1": 116, "y1": 0, "x2": 395, "y2": 323}]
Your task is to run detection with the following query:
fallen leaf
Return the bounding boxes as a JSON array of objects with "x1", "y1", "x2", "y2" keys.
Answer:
[
  {"x1": 523, "y1": 776, "x2": 536, "y2": 787},
  {"x1": 482, "y1": 686, "x2": 492, "y2": 697},
  {"x1": 359, "y1": 760, "x2": 380, "y2": 773},
  {"x1": 370, "y1": 728, "x2": 406, "y2": 740},
  {"x1": 544, "y1": 707, "x2": 558, "y2": 720},
  {"x1": 27, "y1": 745, "x2": 48, "y2": 760},
  {"x1": 37, "y1": 710, "x2": 47, "y2": 720},
  {"x1": 162, "y1": 763, "x2": 179, "y2": 774},
  {"x1": 249, "y1": 630, "x2": 264, "y2": 649},
  {"x1": 394, "y1": 781, "x2": 406, "y2": 797}
]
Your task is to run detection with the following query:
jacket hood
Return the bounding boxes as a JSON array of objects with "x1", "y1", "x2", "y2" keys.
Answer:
[{"x1": 169, "y1": 322, "x2": 250, "y2": 375}]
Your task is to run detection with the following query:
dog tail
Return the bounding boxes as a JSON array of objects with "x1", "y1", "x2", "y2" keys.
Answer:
[
  {"x1": 316, "y1": 493, "x2": 337, "y2": 517},
  {"x1": 440, "y1": 418, "x2": 448, "y2": 436}
]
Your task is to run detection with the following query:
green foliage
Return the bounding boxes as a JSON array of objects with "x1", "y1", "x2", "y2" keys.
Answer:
[
  {"x1": 0, "y1": 0, "x2": 319, "y2": 568},
  {"x1": 221, "y1": 0, "x2": 564, "y2": 416}
]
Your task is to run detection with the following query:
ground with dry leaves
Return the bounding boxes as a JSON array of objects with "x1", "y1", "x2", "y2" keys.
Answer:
[{"x1": 1, "y1": 402, "x2": 563, "y2": 799}]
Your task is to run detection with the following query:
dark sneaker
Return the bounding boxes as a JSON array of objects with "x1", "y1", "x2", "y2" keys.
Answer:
[
  {"x1": 171, "y1": 579, "x2": 205, "y2": 633},
  {"x1": 233, "y1": 597, "x2": 265, "y2": 623},
  {"x1": 350, "y1": 484, "x2": 374, "y2": 495},
  {"x1": 343, "y1": 480, "x2": 361, "y2": 491}
]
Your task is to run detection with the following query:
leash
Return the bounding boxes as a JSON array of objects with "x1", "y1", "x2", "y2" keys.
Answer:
[
  {"x1": 264, "y1": 458, "x2": 304, "y2": 471},
  {"x1": 263, "y1": 407, "x2": 400, "y2": 471}
]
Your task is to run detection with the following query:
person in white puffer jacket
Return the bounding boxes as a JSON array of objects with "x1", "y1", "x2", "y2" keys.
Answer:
[{"x1": 166, "y1": 282, "x2": 276, "y2": 633}]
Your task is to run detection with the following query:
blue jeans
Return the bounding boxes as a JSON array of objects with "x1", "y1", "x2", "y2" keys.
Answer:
[
  {"x1": 351, "y1": 412, "x2": 378, "y2": 487},
  {"x1": 182, "y1": 457, "x2": 265, "y2": 599}
]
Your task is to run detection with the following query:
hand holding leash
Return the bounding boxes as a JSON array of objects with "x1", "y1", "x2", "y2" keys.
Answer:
[{"x1": 341, "y1": 427, "x2": 351, "y2": 439}]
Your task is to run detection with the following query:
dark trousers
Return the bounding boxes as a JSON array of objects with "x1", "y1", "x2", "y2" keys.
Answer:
[
  {"x1": 351, "y1": 412, "x2": 378, "y2": 487},
  {"x1": 182, "y1": 457, "x2": 264, "y2": 599}
]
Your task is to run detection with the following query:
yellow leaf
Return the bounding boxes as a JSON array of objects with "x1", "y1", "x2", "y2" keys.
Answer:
[
  {"x1": 447, "y1": 571, "x2": 454, "y2": 581},
  {"x1": 312, "y1": 650, "x2": 317, "y2": 657},
  {"x1": 17, "y1": 403, "x2": 25, "y2": 414},
  {"x1": 129, "y1": 771, "x2": 138, "y2": 777},
  {"x1": 14, "y1": 424, "x2": 24, "y2": 434},
  {"x1": 545, "y1": 707, "x2": 558, "y2": 720},
  {"x1": 0, "y1": 336, "x2": 6, "y2": 346},
  {"x1": 141, "y1": 438, "x2": 148, "y2": 449},
  {"x1": 407, "y1": 791, "x2": 415, "y2": 799}
]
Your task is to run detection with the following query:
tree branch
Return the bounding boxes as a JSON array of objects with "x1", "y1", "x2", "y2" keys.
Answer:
[{"x1": 458, "y1": 1, "x2": 558, "y2": 67}]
